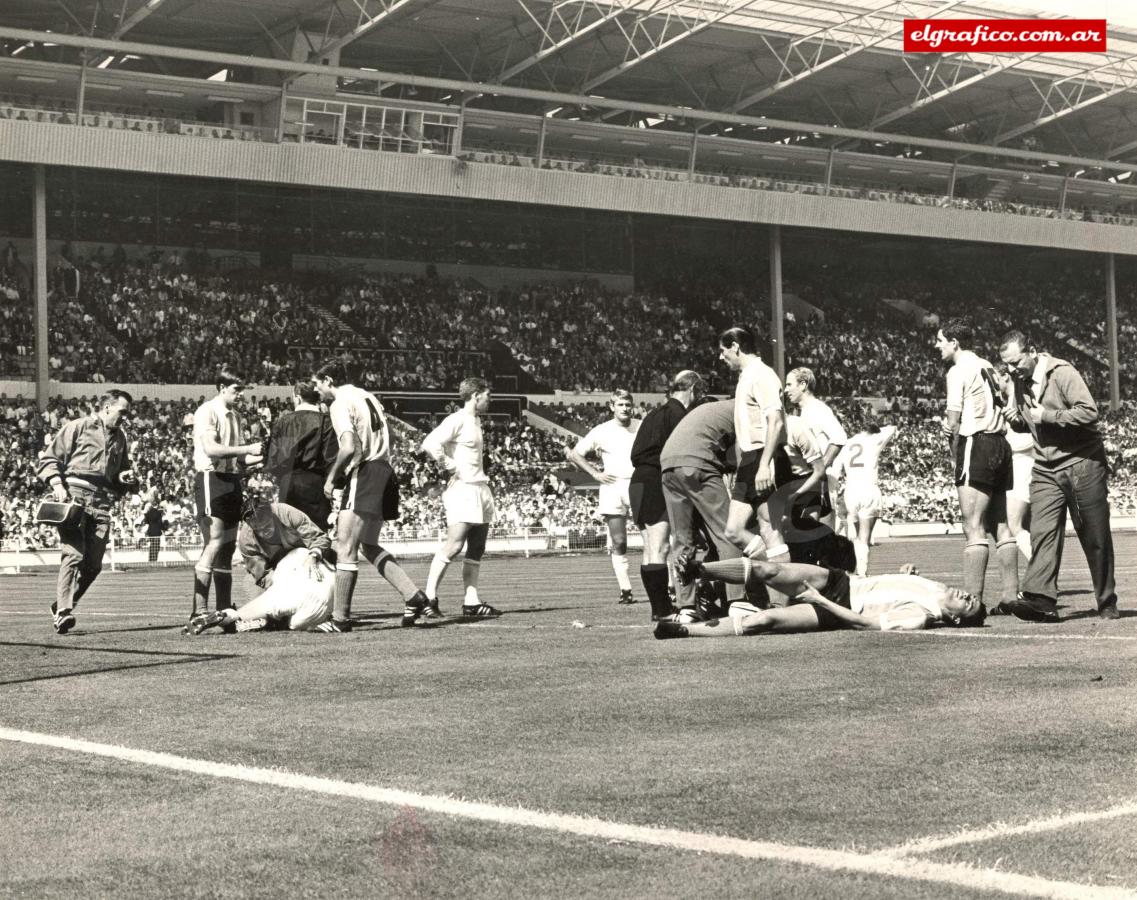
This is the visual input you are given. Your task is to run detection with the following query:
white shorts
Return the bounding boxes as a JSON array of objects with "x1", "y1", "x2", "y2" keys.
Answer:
[
  {"x1": 597, "y1": 478, "x2": 633, "y2": 517},
  {"x1": 1010, "y1": 452, "x2": 1034, "y2": 505},
  {"x1": 844, "y1": 483, "x2": 882, "y2": 520},
  {"x1": 443, "y1": 481, "x2": 496, "y2": 525},
  {"x1": 239, "y1": 548, "x2": 334, "y2": 631}
]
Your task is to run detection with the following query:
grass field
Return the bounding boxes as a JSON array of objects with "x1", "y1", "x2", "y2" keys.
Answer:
[{"x1": 2, "y1": 534, "x2": 1137, "y2": 899}]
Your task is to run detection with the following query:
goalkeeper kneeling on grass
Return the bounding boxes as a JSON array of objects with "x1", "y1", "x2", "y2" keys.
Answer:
[{"x1": 186, "y1": 476, "x2": 335, "y2": 635}]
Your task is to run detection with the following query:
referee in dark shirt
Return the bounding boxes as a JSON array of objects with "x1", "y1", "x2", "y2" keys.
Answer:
[
  {"x1": 264, "y1": 382, "x2": 338, "y2": 527},
  {"x1": 629, "y1": 371, "x2": 704, "y2": 620}
]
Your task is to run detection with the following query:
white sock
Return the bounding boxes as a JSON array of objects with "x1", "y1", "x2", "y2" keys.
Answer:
[
  {"x1": 426, "y1": 552, "x2": 451, "y2": 599},
  {"x1": 854, "y1": 541, "x2": 869, "y2": 577},
  {"x1": 611, "y1": 553, "x2": 632, "y2": 591},
  {"x1": 463, "y1": 559, "x2": 481, "y2": 606}
]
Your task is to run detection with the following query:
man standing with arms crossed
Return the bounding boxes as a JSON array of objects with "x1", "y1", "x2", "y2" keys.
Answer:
[
  {"x1": 420, "y1": 377, "x2": 502, "y2": 619},
  {"x1": 312, "y1": 361, "x2": 429, "y2": 632},
  {"x1": 935, "y1": 319, "x2": 1017, "y2": 611},
  {"x1": 998, "y1": 331, "x2": 1119, "y2": 622},
  {"x1": 38, "y1": 390, "x2": 137, "y2": 634},
  {"x1": 191, "y1": 369, "x2": 262, "y2": 625}
]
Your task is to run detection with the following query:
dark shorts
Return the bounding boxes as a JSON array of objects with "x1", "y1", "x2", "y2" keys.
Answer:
[
  {"x1": 787, "y1": 480, "x2": 833, "y2": 531},
  {"x1": 630, "y1": 467, "x2": 667, "y2": 528},
  {"x1": 809, "y1": 567, "x2": 852, "y2": 631},
  {"x1": 731, "y1": 449, "x2": 793, "y2": 505},
  {"x1": 343, "y1": 458, "x2": 399, "y2": 520},
  {"x1": 195, "y1": 471, "x2": 243, "y2": 526},
  {"x1": 954, "y1": 431, "x2": 1012, "y2": 492}
]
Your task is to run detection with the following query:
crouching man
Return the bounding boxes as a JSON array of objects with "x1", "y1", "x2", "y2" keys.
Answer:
[{"x1": 186, "y1": 478, "x2": 334, "y2": 634}]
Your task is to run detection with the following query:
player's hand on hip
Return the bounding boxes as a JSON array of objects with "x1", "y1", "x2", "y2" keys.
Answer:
[{"x1": 596, "y1": 472, "x2": 618, "y2": 485}]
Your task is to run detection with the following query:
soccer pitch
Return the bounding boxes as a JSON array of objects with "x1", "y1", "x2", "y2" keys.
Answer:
[{"x1": 2, "y1": 536, "x2": 1136, "y2": 899}]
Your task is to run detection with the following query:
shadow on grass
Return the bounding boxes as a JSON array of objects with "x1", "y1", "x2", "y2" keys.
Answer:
[
  {"x1": 0, "y1": 640, "x2": 239, "y2": 686},
  {"x1": 1059, "y1": 607, "x2": 1135, "y2": 621}
]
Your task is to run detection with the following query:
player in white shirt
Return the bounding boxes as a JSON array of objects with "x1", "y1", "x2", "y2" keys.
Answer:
[
  {"x1": 190, "y1": 368, "x2": 263, "y2": 625},
  {"x1": 311, "y1": 360, "x2": 429, "y2": 632},
  {"x1": 831, "y1": 423, "x2": 896, "y2": 576},
  {"x1": 654, "y1": 559, "x2": 986, "y2": 638},
  {"x1": 421, "y1": 377, "x2": 501, "y2": 619},
  {"x1": 935, "y1": 318, "x2": 1017, "y2": 611},
  {"x1": 567, "y1": 390, "x2": 642, "y2": 604},
  {"x1": 784, "y1": 367, "x2": 848, "y2": 534}
]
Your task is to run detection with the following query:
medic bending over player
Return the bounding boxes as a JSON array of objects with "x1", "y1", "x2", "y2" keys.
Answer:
[
  {"x1": 654, "y1": 557, "x2": 986, "y2": 638},
  {"x1": 185, "y1": 476, "x2": 335, "y2": 634}
]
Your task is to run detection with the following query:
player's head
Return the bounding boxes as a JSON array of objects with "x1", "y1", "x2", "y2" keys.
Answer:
[
  {"x1": 784, "y1": 367, "x2": 815, "y2": 406},
  {"x1": 97, "y1": 389, "x2": 133, "y2": 427},
  {"x1": 934, "y1": 317, "x2": 973, "y2": 362},
  {"x1": 609, "y1": 389, "x2": 634, "y2": 424},
  {"x1": 293, "y1": 381, "x2": 322, "y2": 407},
  {"x1": 718, "y1": 326, "x2": 756, "y2": 372},
  {"x1": 862, "y1": 422, "x2": 881, "y2": 435},
  {"x1": 998, "y1": 330, "x2": 1037, "y2": 379},
  {"x1": 459, "y1": 377, "x2": 491, "y2": 413},
  {"x1": 669, "y1": 370, "x2": 704, "y2": 404},
  {"x1": 240, "y1": 473, "x2": 276, "y2": 527},
  {"x1": 311, "y1": 360, "x2": 349, "y2": 402},
  {"x1": 940, "y1": 587, "x2": 987, "y2": 628},
  {"x1": 215, "y1": 368, "x2": 247, "y2": 406}
]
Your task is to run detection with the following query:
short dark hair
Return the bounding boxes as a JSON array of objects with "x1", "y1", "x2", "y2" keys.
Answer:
[
  {"x1": 459, "y1": 377, "x2": 490, "y2": 402},
  {"x1": 718, "y1": 325, "x2": 756, "y2": 354},
  {"x1": 953, "y1": 601, "x2": 988, "y2": 629},
  {"x1": 215, "y1": 367, "x2": 245, "y2": 392},
  {"x1": 313, "y1": 360, "x2": 349, "y2": 387},
  {"x1": 98, "y1": 389, "x2": 133, "y2": 408},
  {"x1": 294, "y1": 382, "x2": 321, "y2": 405},
  {"x1": 609, "y1": 388, "x2": 633, "y2": 407},
  {"x1": 999, "y1": 330, "x2": 1030, "y2": 353},
  {"x1": 938, "y1": 317, "x2": 974, "y2": 348}
]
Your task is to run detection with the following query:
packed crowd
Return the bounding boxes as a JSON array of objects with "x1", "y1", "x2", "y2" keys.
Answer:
[{"x1": 3, "y1": 246, "x2": 1134, "y2": 405}]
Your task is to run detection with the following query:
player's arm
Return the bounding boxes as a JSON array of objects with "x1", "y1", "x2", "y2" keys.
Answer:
[
  {"x1": 324, "y1": 431, "x2": 358, "y2": 498},
  {"x1": 567, "y1": 432, "x2": 617, "y2": 484},
  {"x1": 421, "y1": 416, "x2": 461, "y2": 476},
  {"x1": 278, "y1": 503, "x2": 331, "y2": 554},
  {"x1": 196, "y1": 410, "x2": 261, "y2": 460},
  {"x1": 795, "y1": 585, "x2": 882, "y2": 630},
  {"x1": 793, "y1": 455, "x2": 827, "y2": 499},
  {"x1": 756, "y1": 407, "x2": 785, "y2": 490},
  {"x1": 878, "y1": 424, "x2": 898, "y2": 448}
]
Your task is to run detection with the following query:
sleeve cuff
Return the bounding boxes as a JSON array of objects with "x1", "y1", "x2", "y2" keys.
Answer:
[{"x1": 1040, "y1": 409, "x2": 1057, "y2": 424}]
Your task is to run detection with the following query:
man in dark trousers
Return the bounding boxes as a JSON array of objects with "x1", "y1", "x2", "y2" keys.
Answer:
[
  {"x1": 629, "y1": 370, "x2": 704, "y2": 620},
  {"x1": 264, "y1": 382, "x2": 338, "y2": 527},
  {"x1": 998, "y1": 330, "x2": 1119, "y2": 622},
  {"x1": 37, "y1": 390, "x2": 138, "y2": 633}
]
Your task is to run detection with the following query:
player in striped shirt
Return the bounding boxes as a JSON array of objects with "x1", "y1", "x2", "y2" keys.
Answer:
[
  {"x1": 420, "y1": 377, "x2": 501, "y2": 619},
  {"x1": 655, "y1": 559, "x2": 986, "y2": 638},
  {"x1": 311, "y1": 360, "x2": 429, "y2": 632}
]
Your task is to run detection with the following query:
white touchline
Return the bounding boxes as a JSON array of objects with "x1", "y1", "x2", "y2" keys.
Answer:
[
  {"x1": 880, "y1": 800, "x2": 1137, "y2": 856},
  {"x1": 1, "y1": 727, "x2": 1134, "y2": 900},
  {"x1": 895, "y1": 631, "x2": 1137, "y2": 642}
]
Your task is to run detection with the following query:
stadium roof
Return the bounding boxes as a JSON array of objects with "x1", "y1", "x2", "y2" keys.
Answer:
[{"x1": 2, "y1": 0, "x2": 1137, "y2": 164}]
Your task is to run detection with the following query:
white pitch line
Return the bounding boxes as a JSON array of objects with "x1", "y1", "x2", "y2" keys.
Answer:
[
  {"x1": 0, "y1": 727, "x2": 1133, "y2": 900},
  {"x1": 895, "y1": 631, "x2": 1137, "y2": 642},
  {"x1": 880, "y1": 801, "x2": 1137, "y2": 856}
]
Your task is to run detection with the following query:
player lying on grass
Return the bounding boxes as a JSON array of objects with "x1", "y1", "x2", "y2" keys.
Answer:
[
  {"x1": 185, "y1": 477, "x2": 335, "y2": 635},
  {"x1": 655, "y1": 558, "x2": 987, "y2": 638}
]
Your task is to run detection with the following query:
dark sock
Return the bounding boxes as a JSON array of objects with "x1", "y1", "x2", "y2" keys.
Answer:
[
  {"x1": 192, "y1": 567, "x2": 212, "y2": 615},
  {"x1": 213, "y1": 571, "x2": 233, "y2": 611},
  {"x1": 640, "y1": 564, "x2": 672, "y2": 618},
  {"x1": 334, "y1": 567, "x2": 359, "y2": 621}
]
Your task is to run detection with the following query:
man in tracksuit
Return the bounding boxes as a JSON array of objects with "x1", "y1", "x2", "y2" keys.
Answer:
[{"x1": 998, "y1": 330, "x2": 1119, "y2": 622}]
